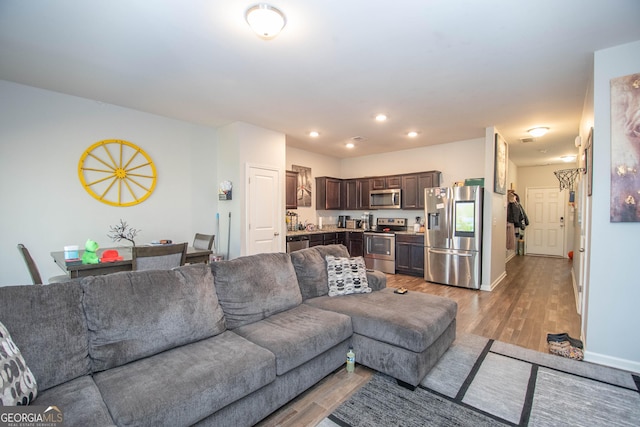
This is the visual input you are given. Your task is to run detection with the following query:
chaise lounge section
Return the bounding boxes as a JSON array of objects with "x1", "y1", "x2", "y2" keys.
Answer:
[{"x1": 0, "y1": 244, "x2": 457, "y2": 426}]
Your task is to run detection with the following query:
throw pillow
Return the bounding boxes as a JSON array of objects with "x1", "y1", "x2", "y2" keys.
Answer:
[
  {"x1": 0, "y1": 321, "x2": 38, "y2": 405},
  {"x1": 325, "y1": 255, "x2": 372, "y2": 297}
]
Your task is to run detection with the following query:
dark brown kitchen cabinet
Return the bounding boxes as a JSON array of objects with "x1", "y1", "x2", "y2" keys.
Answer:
[
  {"x1": 308, "y1": 232, "x2": 346, "y2": 247},
  {"x1": 345, "y1": 178, "x2": 371, "y2": 210},
  {"x1": 357, "y1": 178, "x2": 371, "y2": 209},
  {"x1": 346, "y1": 231, "x2": 363, "y2": 257},
  {"x1": 309, "y1": 233, "x2": 324, "y2": 247},
  {"x1": 371, "y1": 175, "x2": 401, "y2": 190},
  {"x1": 316, "y1": 177, "x2": 343, "y2": 210},
  {"x1": 401, "y1": 171, "x2": 441, "y2": 210},
  {"x1": 344, "y1": 179, "x2": 357, "y2": 210},
  {"x1": 395, "y1": 234, "x2": 425, "y2": 276},
  {"x1": 286, "y1": 170, "x2": 298, "y2": 209}
]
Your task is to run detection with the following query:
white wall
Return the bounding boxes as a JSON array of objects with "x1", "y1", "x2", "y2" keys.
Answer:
[
  {"x1": 340, "y1": 138, "x2": 485, "y2": 187},
  {"x1": 0, "y1": 81, "x2": 218, "y2": 285},
  {"x1": 218, "y1": 122, "x2": 286, "y2": 258},
  {"x1": 586, "y1": 40, "x2": 640, "y2": 371}
]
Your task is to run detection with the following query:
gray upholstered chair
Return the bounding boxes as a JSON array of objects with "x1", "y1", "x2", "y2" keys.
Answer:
[
  {"x1": 17, "y1": 243, "x2": 69, "y2": 285},
  {"x1": 193, "y1": 233, "x2": 215, "y2": 250},
  {"x1": 132, "y1": 242, "x2": 188, "y2": 271}
]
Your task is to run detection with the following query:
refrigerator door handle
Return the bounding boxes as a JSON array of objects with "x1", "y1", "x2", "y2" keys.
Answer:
[{"x1": 428, "y1": 248, "x2": 473, "y2": 257}]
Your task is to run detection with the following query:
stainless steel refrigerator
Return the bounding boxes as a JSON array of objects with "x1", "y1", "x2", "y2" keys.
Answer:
[{"x1": 424, "y1": 186, "x2": 483, "y2": 289}]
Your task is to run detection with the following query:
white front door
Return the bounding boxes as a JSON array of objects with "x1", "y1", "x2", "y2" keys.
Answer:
[
  {"x1": 247, "y1": 165, "x2": 281, "y2": 255},
  {"x1": 525, "y1": 187, "x2": 565, "y2": 257}
]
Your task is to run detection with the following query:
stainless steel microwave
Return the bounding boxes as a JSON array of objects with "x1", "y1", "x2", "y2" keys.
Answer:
[{"x1": 370, "y1": 189, "x2": 401, "y2": 209}]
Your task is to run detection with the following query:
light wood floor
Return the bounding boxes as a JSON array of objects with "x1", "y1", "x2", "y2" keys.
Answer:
[{"x1": 257, "y1": 255, "x2": 581, "y2": 427}]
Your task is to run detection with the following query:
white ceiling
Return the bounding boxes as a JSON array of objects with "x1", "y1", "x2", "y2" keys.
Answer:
[{"x1": 1, "y1": 1, "x2": 639, "y2": 167}]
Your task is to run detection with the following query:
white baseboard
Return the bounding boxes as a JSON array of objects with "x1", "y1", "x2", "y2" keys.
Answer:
[
  {"x1": 481, "y1": 270, "x2": 507, "y2": 292},
  {"x1": 584, "y1": 350, "x2": 640, "y2": 374}
]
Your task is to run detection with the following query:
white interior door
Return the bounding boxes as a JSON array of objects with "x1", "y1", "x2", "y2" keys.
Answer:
[
  {"x1": 525, "y1": 187, "x2": 565, "y2": 257},
  {"x1": 247, "y1": 165, "x2": 281, "y2": 255}
]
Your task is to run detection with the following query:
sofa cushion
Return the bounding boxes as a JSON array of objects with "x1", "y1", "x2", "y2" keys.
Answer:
[
  {"x1": 0, "y1": 281, "x2": 90, "y2": 391},
  {"x1": 290, "y1": 244, "x2": 351, "y2": 300},
  {"x1": 305, "y1": 288, "x2": 457, "y2": 353},
  {"x1": 211, "y1": 252, "x2": 302, "y2": 329},
  {"x1": 233, "y1": 304, "x2": 353, "y2": 375},
  {"x1": 35, "y1": 376, "x2": 115, "y2": 427},
  {"x1": 82, "y1": 263, "x2": 226, "y2": 371},
  {"x1": 325, "y1": 255, "x2": 371, "y2": 296},
  {"x1": 93, "y1": 331, "x2": 275, "y2": 427},
  {"x1": 0, "y1": 321, "x2": 38, "y2": 405}
]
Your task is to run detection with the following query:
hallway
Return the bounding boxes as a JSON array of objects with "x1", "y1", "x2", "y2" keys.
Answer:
[{"x1": 388, "y1": 254, "x2": 582, "y2": 353}]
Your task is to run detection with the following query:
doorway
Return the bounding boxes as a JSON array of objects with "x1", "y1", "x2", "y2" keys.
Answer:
[
  {"x1": 525, "y1": 187, "x2": 565, "y2": 257},
  {"x1": 246, "y1": 165, "x2": 282, "y2": 255}
]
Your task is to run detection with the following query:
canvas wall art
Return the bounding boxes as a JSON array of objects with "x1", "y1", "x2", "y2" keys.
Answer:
[
  {"x1": 610, "y1": 72, "x2": 640, "y2": 222},
  {"x1": 494, "y1": 133, "x2": 507, "y2": 195},
  {"x1": 292, "y1": 165, "x2": 312, "y2": 207}
]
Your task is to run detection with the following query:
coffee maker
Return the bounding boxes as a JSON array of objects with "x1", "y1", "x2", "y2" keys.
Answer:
[
  {"x1": 337, "y1": 215, "x2": 350, "y2": 228},
  {"x1": 360, "y1": 213, "x2": 374, "y2": 231}
]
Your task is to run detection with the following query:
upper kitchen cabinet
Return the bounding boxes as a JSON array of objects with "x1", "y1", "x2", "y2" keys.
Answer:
[
  {"x1": 316, "y1": 177, "x2": 344, "y2": 210},
  {"x1": 286, "y1": 170, "x2": 298, "y2": 209},
  {"x1": 371, "y1": 175, "x2": 402, "y2": 190},
  {"x1": 357, "y1": 178, "x2": 370, "y2": 209},
  {"x1": 344, "y1": 179, "x2": 357, "y2": 210},
  {"x1": 402, "y1": 171, "x2": 441, "y2": 209},
  {"x1": 345, "y1": 178, "x2": 371, "y2": 210}
]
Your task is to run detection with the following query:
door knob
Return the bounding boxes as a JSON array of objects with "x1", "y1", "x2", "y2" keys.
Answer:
[{"x1": 274, "y1": 232, "x2": 280, "y2": 236}]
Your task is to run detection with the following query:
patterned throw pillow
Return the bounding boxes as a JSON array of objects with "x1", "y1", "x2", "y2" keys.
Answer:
[
  {"x1": 325, "y1": 255, "x2": 372, "y2": 297},
  {"x1": 0, "y1": 321, "x2": 38, "y2": 405}
]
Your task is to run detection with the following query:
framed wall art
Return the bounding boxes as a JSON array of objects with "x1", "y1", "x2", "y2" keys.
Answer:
[
  {"x1": 610, "y1": 72, "x2": 640, "y2": 222},
  {"x1": 494, "y1": 133, "x2": 508, "y2": 195},
  {"x1": 292, "y1": 164, "x2": 312, "y2": 207}
]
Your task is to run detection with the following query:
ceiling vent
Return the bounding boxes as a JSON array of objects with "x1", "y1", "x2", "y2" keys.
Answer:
[
  {"x1": 350, "y1": 136, "x2": 367, "y2": 142},
  {"x1": 520, "y1": 137, "x2": 535, "y2": 143}
]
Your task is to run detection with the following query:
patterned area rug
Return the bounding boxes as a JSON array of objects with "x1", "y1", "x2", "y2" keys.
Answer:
[{"x1": 320, "y1": 334, "x2": 640, "y2": 427}]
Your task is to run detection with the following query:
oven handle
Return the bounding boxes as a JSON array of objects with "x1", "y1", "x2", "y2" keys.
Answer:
[{"x1": 428, "y1": 249, "x2": 472, "y2": 257}]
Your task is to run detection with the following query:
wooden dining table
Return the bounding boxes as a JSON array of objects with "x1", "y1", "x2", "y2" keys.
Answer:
[{"x1": 51, "y1": 246, "x2": 213, "y2": 279}]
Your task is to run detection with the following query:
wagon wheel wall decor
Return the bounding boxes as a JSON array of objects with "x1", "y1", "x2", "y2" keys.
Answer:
[{"x1": 78, "y1": 139, "x2": 157, "y2": 207}]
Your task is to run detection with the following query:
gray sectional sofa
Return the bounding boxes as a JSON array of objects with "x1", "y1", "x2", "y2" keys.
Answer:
[{"x1": 0, "y1": 244, "x2": 457, "y2": 427}]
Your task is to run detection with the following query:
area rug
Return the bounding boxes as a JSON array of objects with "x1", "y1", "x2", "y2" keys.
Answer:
[{"x1": 320, "y1": 333, "x2": 640, "y2": 427}]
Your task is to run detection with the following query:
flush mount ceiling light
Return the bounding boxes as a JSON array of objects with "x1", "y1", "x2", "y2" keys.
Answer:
[
  {"x1": 561, "y1": 155, "x2": 577, "y2": 162},
  {"x1": 309, "y1": 131, "x2": 320, "y2": 138},
  {"x1": 245, "y1": 4, "x2": 286, "y2": 39},
  {"x1": 375, "y1": 114, "x2": 388, "y2": 122},
  {"x1": 345, "y1": 142, "x2": 355, "y2": 149},
  {"x1": 407, "y1": 131, "x2": 419, "y2": 138},
  {"x1": 528, "y1": 127, "x2": 549, "y2": 138}
]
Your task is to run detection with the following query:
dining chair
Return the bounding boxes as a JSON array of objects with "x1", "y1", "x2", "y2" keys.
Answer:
[
  {"x1": 132, "y1": 242, "x2": 188, "y2": 271},
  {"x1": 17, "y1": 243, "x2": 69, "y2": 285},
  {"x1": 193, "y1": 233, "x2": 215, "y2": 250}
]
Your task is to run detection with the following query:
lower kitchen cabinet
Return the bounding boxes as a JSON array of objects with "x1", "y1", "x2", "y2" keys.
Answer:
[
  {"x1": 309, "y1": 232, "x2": 346, "y2": 247},
  {"x1": 346, "y1": 231, "x2": 363, "y2": 257},
  {"x1": 395, "y1": 234, "x2": 424, "y2": 276}
]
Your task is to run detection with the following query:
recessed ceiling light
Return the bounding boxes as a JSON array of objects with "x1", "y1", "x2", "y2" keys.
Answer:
[
  {"x1": 346, "y1": 142, "x2": 355, "y2": 149},
  {"x1": 309, "y1": 131, "x2": 319, "y2": 138},
  {"x1": 528, "y1": 127, "x2": 549, "y2": 137},
  {"x1": 407, "y1": 131, "x2": 418, "y2": 138},
  {"x1": 561, "y1": 155, "x2": 577, "y2": 162},
  {"x1": 375, "y1": 114, "x2": 387, "y2": 122}
]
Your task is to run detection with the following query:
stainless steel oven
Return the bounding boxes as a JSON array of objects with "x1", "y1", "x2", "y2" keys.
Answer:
[{"x1": 364, "y1": 232, "x2": 395, "y2": 274}]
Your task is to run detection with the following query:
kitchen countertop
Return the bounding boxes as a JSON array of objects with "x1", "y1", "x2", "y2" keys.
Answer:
[{"x1": 286, "y1": 228, "x2": 424, "y2": 237}]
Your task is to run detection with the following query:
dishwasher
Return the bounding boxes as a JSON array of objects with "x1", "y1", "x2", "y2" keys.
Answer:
[{"x1": 286, "y1": 235, "x2": 309, "y2": 253}]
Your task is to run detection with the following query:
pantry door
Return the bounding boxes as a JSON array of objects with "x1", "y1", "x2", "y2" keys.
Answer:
[
  {"x1": 525, "y1": 187, "x2": 565, "y2": 257},
  {"x1": 247, "y1": 165, "x2": 282, "y2": 255}
]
